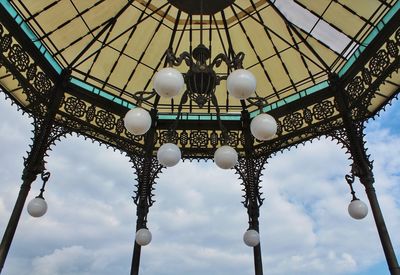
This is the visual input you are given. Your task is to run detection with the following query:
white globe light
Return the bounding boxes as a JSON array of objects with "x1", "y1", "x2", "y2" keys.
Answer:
[
  {"x1": 153, "y1": 67, "x2": 184, "y2": 98},
  {"x1": 243, "y1": 229, "x2": 260, "y2": 247},
  {"x1": 124, "y1": 108, "x2": 152, "y2": 136},
  {"x1": 348, "y1": 199, "x2": 368, "y2": 220},
  {"x1": 227, "y1": 69, "x2": 256, "y2": 99},
  {"x1": 214, "y1": 145, "x2": 238, "y2": 169},
  {"x1": 250, "y1": 113, "x2": 277, "y2": 141},
  {"x1": 157, "y1": 143, "x2": 181, "y2": 167},
  {"x1": 136, "y1": 228, "x2": 152, "y2": 246},
  {"x1": 27, "y1": 197, "x2": 48, "y2": 217}
]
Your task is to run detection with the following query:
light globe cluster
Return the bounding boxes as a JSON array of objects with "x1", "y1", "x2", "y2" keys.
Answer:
[
  {"x1": 123, "y1": 67, "x2": 278, "y2": 172},
  {"x1": 227, "y1": 69, "x2": 277, "y2": 142}
]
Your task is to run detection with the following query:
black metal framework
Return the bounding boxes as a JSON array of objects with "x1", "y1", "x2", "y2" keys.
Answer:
[
  {"x1": 168, "y1": 0, "x2": 236, "y2": 15},
  {"x1": 235, "y1": 110, "x2": 268, "y2": 275},
  {"x1": 164, "y1": 43, "x2": 244, "y2": 108},
  {"x1": 0, "y1": 1, "x2": 399, "y2": 275},
  {"x1": 129, "y1": 109, "x2": 163, "y2": 275},
  {"x1": 331, "y1": 74, "x2": 400, "y2": 274},
  {"x1": 0, "y1": 71, "x2": 71, "y2": 272}
]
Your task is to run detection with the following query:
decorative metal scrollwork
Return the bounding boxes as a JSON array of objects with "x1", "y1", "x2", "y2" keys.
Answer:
[
  {"x1": 346, "y1": 76, "x2": 364, "y2": 100},
  {"x1": 132, "y1": 90, "x2": 157, "y2": 106},
  {"x1": 64, "y1": 97, "x2": 87, "y2": 117},
  {"x1": 33, "y1": 72, "x2": 52, "y2": 94},
  {"x1": 0, "y1": 34, "x2": 11, "y2": 52},
  {"x1": 369, "y1": 49, "x2": 390, "y2": 77},
  {"x1": 235, "y1": 156, "x2": 267, "y2": 212},
  {"x1": 9, "y1": 44, "x2": 29, "y2": 72},
  {"x1": 345, "y1": 26, "x2": 399, "y2": 117},
  {"x1": 386, "y1": 40, "x2": 398, "y2": 58},
  {"x1": 190, "y1": 130, "x2": 209, "y2": 148},
  {"x1": 95, "y1": 110, "x2": 115, "y2": 131},
  {"x1": 164, "y1": 44, "x2": 245, "y2": 108},
  {"x1": 283, "y1": 112, "x2": 303, "y2": 132},
  {"x1": 313, "y1": 100, "x2": 335, "y2": 120},
  {"x1": 131, "y1": 156, "x2": 163, "y2": 208}
]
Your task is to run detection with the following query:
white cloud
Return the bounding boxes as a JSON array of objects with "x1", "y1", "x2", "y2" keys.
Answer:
[{"x1": 0, "y1": 95, "x2": 399, "y2": 275}]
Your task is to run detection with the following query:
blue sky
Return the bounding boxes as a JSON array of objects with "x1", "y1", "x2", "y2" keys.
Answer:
[{"x1": 0, "y1": 92, "x2": 399, "y2": 275}]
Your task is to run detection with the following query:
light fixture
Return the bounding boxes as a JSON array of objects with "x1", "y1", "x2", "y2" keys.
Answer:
[
  {"x1": 348, "y1": 199, "x2": 368, "y2": 220},
  {"x1": 157, "y1": 143, "x2": 181, "y2": 167},
  {"x1": 153, "y1": 67, "x2": 185, "y2": 98},
  {"x1": 250, "y1": 113, "x2": 278, "y2": 141},
  {"x1": 214, "y1": 145, "x2": 238, "y2": 169},
  {"x1": 27, "y1": 197, "x2": 47, "y2": 218},
  {"x1": 135, "y1": 228, "x2": 152, "y2": 246},
  {"x1": 27, "y1": 171, "x2": 50, "y2": 218},
  {"x1": 345, "y1": 172, "x2": 368, "y2": 220},
  {"x1": 124, "y1": 107, "x2": 152, "y2": 136},
  {"x1": 243, "y1": 229, "x2": 260, "y2": 247},
  {"x1": 121, "y1": 2, "x2": 278, "y2": 260},
  {"x1": 227, "y1": 69, "x2": 257, "y2": 99}
]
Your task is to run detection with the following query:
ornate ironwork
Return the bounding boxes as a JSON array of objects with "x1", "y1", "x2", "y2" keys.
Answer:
[
  {"x1": 344, "y1": 26, "x2": 400, "y2": 119},
  {"x1": 165, "y1": 44, "x2": 244, "y2": 108},
  {"x1": 1, "y1": 18, "x2": 397, "y2": 161},
  {"x1": 35, "y1": 171, "x2": 51, "y2": 199},
  {"x1": 0, "y1": 3, "x2": 399, "y2": 275},
  {"x1": 130, "y1": 156, "x2": 163, "y2": 209},
  {"x1": 236, "y1": 156, "x2": 267, "y2": 212}
]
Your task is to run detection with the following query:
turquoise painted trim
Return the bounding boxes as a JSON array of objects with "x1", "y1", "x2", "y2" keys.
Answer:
[
  {"x1": 249, "y1": 80, "x2": 330, "y2": 118},
  {"x1": 338, "y1": 1, "x2": 400, "y2": 77},
  {"x1": 157, "y1": 114, "x2": 242, "y2": 121},
  {"x1": 70, "y1": 78, "x2": 134, "y2": 108},
  {"x1": 0, "y1": 0, "x2": 63, "y2": 74}
]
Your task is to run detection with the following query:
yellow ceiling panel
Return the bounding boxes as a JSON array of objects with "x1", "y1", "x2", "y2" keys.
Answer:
[{"x1": 1, "y1": 0, "x2": 394, "y2": 117}]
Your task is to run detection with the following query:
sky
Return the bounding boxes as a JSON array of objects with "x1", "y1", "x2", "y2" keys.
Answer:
[{"x1": 0, "y1": 91, "x2": 399, "y2": 275}]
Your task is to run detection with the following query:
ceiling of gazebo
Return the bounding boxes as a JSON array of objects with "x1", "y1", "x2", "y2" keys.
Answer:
[{"x1": 1, "y1": 0, "x2": 397, "y2": 118}]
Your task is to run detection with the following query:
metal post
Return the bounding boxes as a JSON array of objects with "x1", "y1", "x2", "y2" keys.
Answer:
[
  {"x1": 360, "y1": 173, "x2": 400, "y2": 275},
  {"x1": 0, "y1": 71, "x2": 67, "y2": 273},
  {"x1": 333, "y1": 75, "x2": 400, "y2": 275},
  {"x1": 250, "y1": 207, "x2": 263, "y2": 275},
  {"x1": 131, "y1": 201, "x2": 149, "y2": 275},
  {"x1": 130, "y1": 109, "x2": 159, "y2": 275},
  {"x1": 239, "y1": 110, "x2": 265, "y2": 275},
  {"x1": 0, "y1": 174, "x2": 36, "y2": 273},
  {"x1": 130, "y1": 206, "x2": 146, "y2": 275}
]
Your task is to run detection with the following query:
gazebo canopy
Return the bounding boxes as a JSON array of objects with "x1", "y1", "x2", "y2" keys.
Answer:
[
  {"x1": 0, "y1": 0, "x2": 399, "y2": 157},
  {"x1": 0, "y1": 2, "x2": 400, "y2": 275}
]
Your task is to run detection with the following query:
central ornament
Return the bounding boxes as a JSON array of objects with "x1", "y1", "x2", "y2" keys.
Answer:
[
  {"x1": 167, "y1": 0, "x2": 235, "y2": 15},
  {"x1": 165, "y1": 44, "x2": 244, "y2": 107}
]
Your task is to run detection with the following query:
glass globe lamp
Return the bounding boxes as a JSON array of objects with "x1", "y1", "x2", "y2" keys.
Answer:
[
  {"x1": 27, "y1": 197, "x2": 48, "y2": 217},
  {"x1": 124, "y1": 108, "x2": 152, "y2": 136},
  {"x1": 153, "y1": 67, "x2": 184, "y2": 98},
  {"x1": 348, "y1": 199, "x2": 368, "y2": 220},
  {"x1": 214, "y1": 145, "x2": 238, "y2": 169},
  {"x1": 243, "y1": 229, "x2": 260, "y2": 247},
  {"x1": 157, "y1": 143, "x2": 181, "y2": 167},
  {"x1": 136, "y1": 228, "x2": 152, "y2": 246},
  {"x1": 250, "y1": 113, "x2": 277, "y2": 141},
  {"x1": 227, "y1": 69, "x2": 256, "y2": 99}
]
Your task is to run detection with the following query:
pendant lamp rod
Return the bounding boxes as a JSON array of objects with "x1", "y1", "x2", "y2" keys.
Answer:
[{"x1": 200, "y1": 0, "x2": 204, "y2": 44}]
